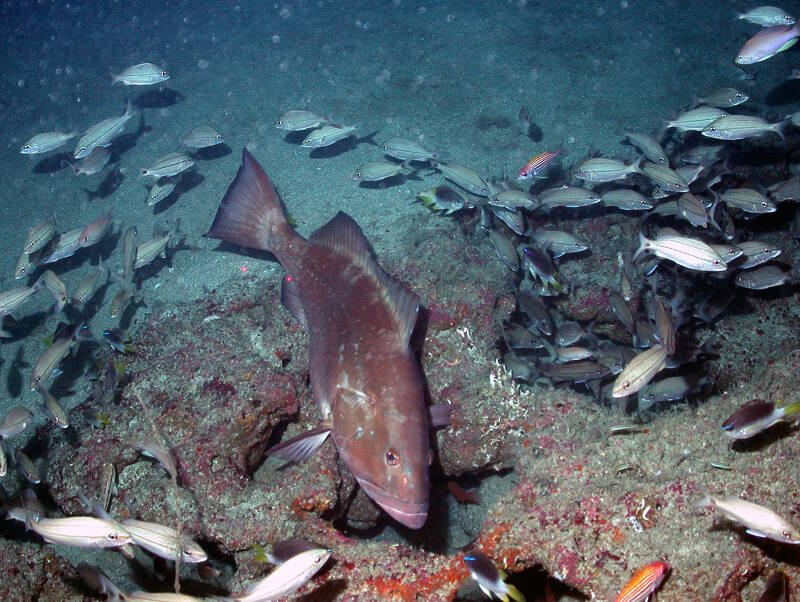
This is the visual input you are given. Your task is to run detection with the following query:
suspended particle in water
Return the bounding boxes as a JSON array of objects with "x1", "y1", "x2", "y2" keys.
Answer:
[
  {"x1": 198, "y1": 59, "x2": 210, "y2": 69},
  {"x1": 279, "y1": 6, "x2": 291, "y2": 19},
  {"x1": 272, "y1": 35, "x2": 280, "y2": 43}
]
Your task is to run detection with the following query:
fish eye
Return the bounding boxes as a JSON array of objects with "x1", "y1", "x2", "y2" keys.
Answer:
[
  {"x1": 107, "y1": 532, "x2": 119, "y2": 541},
  {"x1": 761, "y1": 202, "x2": 768, "y2": 208},
  {"x1": 713, "y1": 259, "x2": 721, "y2": 266},
  {"x1": 385, "y1": 448, "x2": 400, "y2": 465},
  {"x1": 764, "y1": 247, "x2": 771, "y2": 253},
  {"x1": 622, "y1": 380, "x2": 631, "y2": 390}
]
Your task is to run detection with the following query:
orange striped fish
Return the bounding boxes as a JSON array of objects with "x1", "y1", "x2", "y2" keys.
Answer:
[
  {"x1": 517, "y1": 148, "x2": 561, "y2": 180},
  {"x1": 615, "y1": 561, "x2": 669, "y2": 602}
]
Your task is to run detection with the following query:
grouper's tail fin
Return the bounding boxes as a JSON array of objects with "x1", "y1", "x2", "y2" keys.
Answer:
[{"x1": 204, "y1": 148, "x2": 290, "y2": 253}]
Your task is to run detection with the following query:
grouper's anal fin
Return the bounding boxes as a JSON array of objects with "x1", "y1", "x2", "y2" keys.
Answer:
[
  {"x1": 280, "y1": 273, "x2": 307, "y2": 327},
  {"x1": 310, "y1": 211, "x2": 420, "y2": 346},
  {"x1": 204, "y1": 148, "x2": 288, "y2": 253},
  {"x1": 267, "y1": 424, "x2": 331, "y2": 464}
]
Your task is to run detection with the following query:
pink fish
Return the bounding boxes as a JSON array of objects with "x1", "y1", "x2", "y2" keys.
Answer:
[
  {"x1": 517, "y1": 148, "x2": 560, "y2": 180},
  {"x1": 206, "y1": 150, "x2": 443, "y2": 528},
  {"x1": 79, "y1": 211, "x2": 112, "y2": 248},
  {"x1": 736, "y1": 23, "x2": 800, "y2": 64}
]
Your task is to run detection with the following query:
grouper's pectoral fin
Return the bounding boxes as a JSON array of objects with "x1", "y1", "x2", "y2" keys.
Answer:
[
  {"x1": 428, "y1": 403, "x2": 454, "y2": 428},
  {"x1": 267, "y1": 424, "x2": 331, "y2": 464}
]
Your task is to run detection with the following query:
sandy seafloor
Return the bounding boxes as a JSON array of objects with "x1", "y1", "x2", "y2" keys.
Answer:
[{"x1": 1, "y1": 0, "x2": 800, "y2": 599}]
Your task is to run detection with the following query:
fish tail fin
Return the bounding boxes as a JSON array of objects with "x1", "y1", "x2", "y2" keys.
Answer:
[
  {"x1": 694, "y1": 492, "x2": 714, "y2": 510},
  {"x1": 205, "y1": 149, "x2": 292, "y2": 254},
  {"x1": 774, "y1": 116, "x2": 792, "y2": 145},
  {"x1": 110, "y1": 70, "x2": 119, "y2": 85},
  {"x1": 778, "y1": 399, "x2": 800, "y2": 417},
  {"x1": 506, "y1": 583, "x2": 526, "y2": 602},
  {"x1": 632, "y1": 231, "x2": 648, "y2": 261}
]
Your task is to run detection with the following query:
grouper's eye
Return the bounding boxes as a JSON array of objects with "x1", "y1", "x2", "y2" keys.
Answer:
[{"x1": 385, "y1": 448, "x2": 400, "y2": 466}]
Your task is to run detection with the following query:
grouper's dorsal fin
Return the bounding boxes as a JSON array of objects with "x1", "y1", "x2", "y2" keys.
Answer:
[{"x1": 310, "y1": 211, "x2": 420, "y2": 345}]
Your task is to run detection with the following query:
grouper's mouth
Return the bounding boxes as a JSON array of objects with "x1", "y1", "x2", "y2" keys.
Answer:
[{"x1": 356, "y1": 477, "x2": 428, "y2": 529}]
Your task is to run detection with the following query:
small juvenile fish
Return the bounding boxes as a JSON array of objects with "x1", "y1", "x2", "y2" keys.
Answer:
[
  {"x1": 382, "y1": 137, "x2": 437, "y2": 161},
  {"x1": 736, "y1": 23, "x2": 800, "y2": 64},
  {"x1": 539, "y1": 185, "x2": 601, "y2": 209},
  {"x1": 677, "y1": 193, "x2": 708, "y2": 228},
  {"x1": 30, "y1": 515, "x2": 132, "y2": 548},
  {"x1": 622, "y1": 131, "x2": 668, "y2": 164},
  {"x1": 30, "y1": 329, "x2": 84, "y2": 390},
  {"x1": 614, "y1": 560, "x2": 669, "y2": 602},
  {"x1": 232, "y1": 547, "x2": 331, "y2": 602},
  {"x1": 463, "y1": 551, "x2": 525, "y2": 602},
  {"x1": 64, "y1": 146, "x2": 110, "y2": 175},
  {"x1": 555, "y1": 321, "x2": 588, "y2": 347},
  {"x1": 531, "y1": 230, "x2": 588, "y2": 258},
  {"x1": 640, "y1": 162, "x2": 689, "y2": 193},
  {"x1": 141, "y1": 152, "x2": 194, "y2": 178},
  {"x1": 491, "y1": 206, "x2": 525, "y2": 235},
  {"x1": 121, "y1": 226, "x2": 138, "y2": 281},
  {"x1": 130, "y1": 439, "x2": 177, "y2": 480},
  {"x1": 0, "y1": 405, "x2": 32, "y2": 438},
  {"x1": 696, "y1": 494, "x2": 800, "y2": 544},
  {"x1": 735, "y1": 265, "x2": 790, "y2": 289},
  {"x1": 737, "y1": 6, "x2": 796, "y2": 26},
  {"x1": 112, "y1": 63, "x2": 169, "y2": 86},
  {"x1": 488, "y1": 229, "x2": 519, "y2": 272},
  {"x1": 23, "y1": 216, "x2": 57, "y2": 254},
  {"x1": 694, "y1": 87, "x2": 749, "y2": 108},
  {"x1": 634, "y1": 232, "x2": 726, "y2": 272},
  {"x1": 352, "y1": 160, "x2": 413, "y2": 182},
  {"x1": 638, "y1": 375, "x2": 707, "y2": 410},
  {"x1": 103, "y1": 328, "x2": 133, "y2": 354},
  {"x1": 416, "y1": 185, "x2": 468, "y2": 214},
  {"x1": 574, "y1": 157, "x2": 640, "y2": 183},
  {"x1": 180, "y1": 125, "x2": 223, "y2": 149},
  {"x1": 702, "y1": 114, "x2": 789, "y2": 142},
  {"x1": 435, "y1": 161, "x2": 490, "y2": 196},
  {"x1": 517, "y1": 148, "x2": 560, "y2": 180},
  {"x1": 274, "y1": 110, "x2": 329, "y2": 131},
  {"x1": 665, "y1": 107, "x2": 728, "y2": 132},
  {"x1": 708, "y1": 243, "x2": 743, "y2": 263},
  {"x1": 721, "y1": 399, "x2": 800, "y2": 439},
  {"x1": 612, "y1": 344, "x2": 668, "y2": 398},
  {"x1": 16, "y1": 451, "x2": 41, "y2": 484},
  {"x1": 100, "y1": 462, "x2": 117, "y2": 512},
  {"x1": 680, "y1": 143, "x2": 726, "y2": 165},
  {"x1": 74, "y1": 99, "x2": 135, "y2": 159},
  {"x1": 602, "y1": 189, "x2": 654, "y2": 211},
  {"x1": 122, "y1": 519, "x2": 207, "y2": 563},
  {"x1": 0, "y1": 286, "x2": 38, "y2": 319},
  {"x1": 79, "y1": 211, "x2": 113, "y2": 248},
  {"x1": 737, "y1": 241, "x2": 781, "y2": 269},
  {"x1": 110, "y1": 286, "x2": 135, "y2": 318},
  {"x1": 721, "y1": 188, "x2": 776, "y2": 213},
  {"x1": 20, "y1": 131, "x2": 77, "y2": 154}
]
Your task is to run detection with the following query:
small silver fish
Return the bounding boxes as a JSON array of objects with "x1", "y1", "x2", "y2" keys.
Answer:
[
  {"x1": 737, "y1": 241, "x2": 781, "y2": 269},
  {"x1": 65, "y1": 146, "x2": 110, "y2": 176},
  {"x1": 274, "y1": 110, "x2": 329, "y2": 131},
  {"x1": 133, "y1": 234, "x2": 171, "y2": 270},
  {"x1": 38, "y1": 227, "x2": 84, "y2": 265},
  {"x1": 694, "y1": 87, "x2": 749, "y2": 108},
  {"x1": 74, "y1": 99, "x2": 135, "y2": 159},
  {"x1": 111, "y1": 63, "x2": 169, "y2": 86},
  {"x1": 122, "y1": 519, "x2": 207, "y2": 563},
  {"x1": 539, "y1": 185, "x2": 601, "y2": 209},
  {"x1": 20, "y1": 131, "x2": 77, "y2": 154},
  {"x1": 352, "y1": 160, "x2": 413, "y2": 182},
  {"x1": 735, "y1": 265, "x2": 790, "y2": 289},
  {"x1": 141, "y1": 152, "x2": 194, "y2": 178},
  {"x1": 180, "y1": 125, "x2": 223, "y2": 149},
  {"x1": 640, "y1": 162, "x2": 690, "y2": 193},
  {"x1": 488, "y1": 229, "x2": 519, "y2": 272},
  {"x1": 435, "y1": 161, "x2": 490, "y2": 196},
  {"x1": 612, "y1": 344, "x2": 668, "y2": 398},
  {"x1": 0, "y1": 405, "x2": 32, "y2": 438},
  {"x1": 301, "y1": 123, "x2": 360, "y2": 148},
  {"x1": 30, "y1": 515, "x2": 132, "y2": 548},
  {"x1": 602, "y1": 189, "x2": 654, "y2": 211},
  {"x1": 147, "y1": 179, "x2": 178, "y2": 206},
  {"x1": 702, "y1": 115, "x2": 789, "y2": 142},
  {"x1": 232, "y1": 547, "x2": 331, "y2": 602},
  {"x1": 16, "y1": 450, "x2": 41, "y2": 484},
  {"x1": 634, "y1": 232, "x2": 726, "y2": 272},
  {"x1": 573, "y1": 157, "x2": 640, "y2": 183},
  {"x1": 665, "y1": 107, "x2": 728, "y2": 132},
  {"x1": 622, "y1": 131, "x2": 668, "y2": 164},
  {"x1": 531, "y1": 230, "x2": 588, "y2": 258},
  {"x1": 23, "y1": 216, "x2": 57, "y2": 255},
  {"x1": 721, "y1": 188, "x2": 776, "y2": 214},
  {"x1": 382, "y1": 137, "x2": 437, "y2": 161},
  {"x1": 737, "y1": 6, "x2": 795, "y2": 26},
  {"x1": 696, "y1": 494, "x2": 800, "y2": 544},
  {"x1": 37, "y1": 385, "x2": 68, "y2": 429},
  {"x1": 488, "y1": 189, "x2": 539, "y2": 211}
]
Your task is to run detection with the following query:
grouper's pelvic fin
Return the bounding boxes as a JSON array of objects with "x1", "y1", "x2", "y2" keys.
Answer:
[
  {"x1": 267, "y1": 424, "x2": 331, "y2": 465},
  {"x1": 204, "y1": 148, "x2": 291, "y2": 253},
  {"x1": 309, "y1": 211, "x2": 420, "y2": 346}
]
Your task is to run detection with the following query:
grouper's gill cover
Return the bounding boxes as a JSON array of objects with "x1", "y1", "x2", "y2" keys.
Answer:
[{"x1": 205, "y1": 149, "x2": 431, "y2": 528}]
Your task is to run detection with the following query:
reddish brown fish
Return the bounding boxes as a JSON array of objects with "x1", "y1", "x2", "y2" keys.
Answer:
[{"x1": 205, "y1": 149, "x2": 431, "y2": 528}]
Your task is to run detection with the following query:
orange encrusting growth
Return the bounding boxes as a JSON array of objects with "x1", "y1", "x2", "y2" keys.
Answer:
[{"x1": 615, "y1": 560, "x2": 669, "y2": 602}]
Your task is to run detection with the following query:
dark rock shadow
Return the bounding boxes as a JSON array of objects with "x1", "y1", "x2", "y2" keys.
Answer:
[{"x1": 85, "y1": 165, "x2": 125, "y2": 201}]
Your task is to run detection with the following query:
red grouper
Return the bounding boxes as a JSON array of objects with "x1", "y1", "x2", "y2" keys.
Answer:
[{"x1": 205, "y1": 149, "x2": 435, "y2": 528}]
